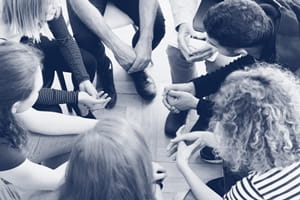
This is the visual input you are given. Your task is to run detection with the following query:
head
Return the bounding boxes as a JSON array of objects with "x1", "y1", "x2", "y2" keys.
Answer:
[
  {"x1": 0, "y1": 42, "x2": 43, "y2": 148},
  {"x1": 210, "y1": 63, "x2": 300, "y2": 173},
  {"x1": 2, "y1": 0, "x2": 61, "y2": 40},
  {"x1": 60, "y1": 117, "x2": 155, "y2": 200},
  {"x1": 203, "y1": 0, "x2": 273, "y2": 57}
]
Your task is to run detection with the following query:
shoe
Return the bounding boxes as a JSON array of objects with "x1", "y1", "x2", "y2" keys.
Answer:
[
  {"x1": 164, "y1": 111, "x2": 188, "y2": 138},
  {"x1": 130, "y1": 71, "x2": 156, "y2": 100},
  {"x1": 96, "y1": 59, "x2": 117, "y2": 109},
  {"x1": 200, "y1": 146, "x2": 222, "y2": 164}
]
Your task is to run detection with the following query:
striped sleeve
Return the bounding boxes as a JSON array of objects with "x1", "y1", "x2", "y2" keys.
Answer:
[
  {"x1": 224, "y1": 162, "x2": 300, "y2": 200},
  {"x1": 224, "y1": 175, "x2": 264, "y2": 200},
  {"x1": 252, "y1": 162, "x2": 300, "y2": 200},
  {"x1": 36, "y1": 88, "x2": 78, "y2": 105}
]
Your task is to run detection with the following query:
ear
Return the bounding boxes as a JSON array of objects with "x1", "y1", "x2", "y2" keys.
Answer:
[
  {"x1": 233, "y1": 49, "x2": 248, "y2": 56},
  {"x1": 11, "y1": 102, "x2": 20, "y2": 114}
]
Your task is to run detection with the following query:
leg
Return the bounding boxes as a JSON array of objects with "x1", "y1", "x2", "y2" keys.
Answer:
[
  {"x1": 164, "y1": 45, "x2": 197, "y2": 137},
  {"x1": 67, "y1": 0, "x2": 117, "y2": 108},
  {"x1": 110, "y1": 0, "x2": 166, "y2": 100},
  {"x1": 25, "y1": 132, "x2": 78, "y2": 168}
]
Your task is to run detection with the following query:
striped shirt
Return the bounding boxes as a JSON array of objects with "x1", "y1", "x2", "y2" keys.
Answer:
[{"x1": 224, "y1": 162, "x2": 300, "y2": 200}]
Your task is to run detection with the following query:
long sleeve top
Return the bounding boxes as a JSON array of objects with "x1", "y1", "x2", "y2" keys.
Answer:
[
  {"x1": 192, "y1": 55, "x2": 255, "y2": 118},
  {"x1": 47, "y1": 13, "x2": 90, "y2": 84}
]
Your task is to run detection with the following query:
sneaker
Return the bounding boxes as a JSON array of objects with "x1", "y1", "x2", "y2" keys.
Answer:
[
  {"x1": 200, "y1": 146, "x2": 222, "y2": 164},
  {"x1": 96, "y1": 59, "x2": 117, "y2": 109},
  {"x1": 164, "y1": 111, "x2": 188, "y2": 138},
  {"x1": 130, "y1": 71, "x2": 156, "y2": 100}
]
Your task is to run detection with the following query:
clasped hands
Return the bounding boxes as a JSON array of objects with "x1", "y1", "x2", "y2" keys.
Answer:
[
  {"x1": 78, "y1": 80, "x2": 111, "y2": 116},
  {"x1": 178, "y1": 23, "x2": 217, "y2": 63},
  {"x1": 162, "y1": 82, "x2": 199, "y2": 113}
]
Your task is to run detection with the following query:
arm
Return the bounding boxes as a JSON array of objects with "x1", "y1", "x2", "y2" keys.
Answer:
[
  {"x1": 36, "y1": 88, "x2": 78, "y2": 105},
  {"x1": 48, "y1": 13, "x2": 97, "y2": 97},
  {"x1": 14, "y1": 108, "x2": 97, "y2": 135},
  {"x1": 192, "y1": 55, "x2": 255, "y2": 98},
  {"x1": 0, "y1": 159, "x2": 67, "y2": 190},
  {"x1": 128, "y1": 0, "x2": 158, "y2": 73},
  {"x1": 48, "y1": 13, "x2": 90, "y2": 85},
  {"x1": 68, "y1": 0, "x2": 136, "y2": 70}
]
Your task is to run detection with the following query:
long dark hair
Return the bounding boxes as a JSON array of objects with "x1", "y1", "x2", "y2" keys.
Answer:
[
  {"x1": 0, "y1": 42, "x2": 42, "y2": 148},
  {"x1": 59, "y1": 117, "x2": 155, "y2": 200}
]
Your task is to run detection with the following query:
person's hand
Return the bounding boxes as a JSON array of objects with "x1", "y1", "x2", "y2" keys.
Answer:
[
  {"x1": 152, "y1": 162, "x2": 167, "y2": 183},
  {"x1": 162, "y1": 83, "x2": 196, "y2": 112},
  {"x1": 128, "y1": 40, "x2": 152, "y2": 73},
  {"x1": 167, "y1": 131, "x2": 206, "y2": 166},
  {"x1": 177, "y1": 23, "x2": 206, "y2": 61},
  {"x1": 78, "y1": 91, "x2": 111, "y2": 115},
  {"x1": 166, "y1": 90, "x2": 199, "y2": 111},
  {"x1": 187, "y1": 38, "x2": 218, "y2": 62},
  {"x1": 79, "y1": 80, "x2": 98, "y2": 98},
  {"x1": 112, "y1": 41, "x2": 136, "y2": 71}
]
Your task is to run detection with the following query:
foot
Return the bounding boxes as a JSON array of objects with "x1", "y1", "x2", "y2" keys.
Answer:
[
  {"x1": 164, "y1": 111, "x2": 188, "y2": 138},
  {"x1": 130, "y1": 71, "x2": 156, "y2": 101},
  {"x1": 200, "y1": 146, "x2": 222, "y2": 164},
  {"x1": 96, "y1": 59, "x2": 117, "y2": 109}
]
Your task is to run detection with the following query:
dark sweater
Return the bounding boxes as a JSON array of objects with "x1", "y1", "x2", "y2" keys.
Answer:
[
  {"x1": 48, "y1": 13, "x2": 90, "y2": 84},
  {"x1": 192, "y1": 55, "x2": 256, "y2": 119}
]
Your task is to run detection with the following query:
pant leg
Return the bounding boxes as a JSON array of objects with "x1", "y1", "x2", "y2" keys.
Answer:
[
  {"x1": 111, "y1": 0, "x2": 165, "y2": 49},
  {"x1": 25, "y1": 132, "x2": 78, "y2": 166},
  {"x1": 167, "y1": 45, "x2": 197, "y2": 83},
  {"x1": 67, "y1": 0, "x2": 111, "y2": 72},
  {"x1": 37, "y1": 36, "x2": 96, "y2": 89}
]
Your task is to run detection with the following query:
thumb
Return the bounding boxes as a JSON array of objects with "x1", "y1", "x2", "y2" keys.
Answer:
[{"x1": 168, "y1": 90, "x2": 183, "y2": 98}]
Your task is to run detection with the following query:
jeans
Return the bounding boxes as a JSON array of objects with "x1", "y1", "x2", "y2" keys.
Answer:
[{"x1": 67, "y1": 0, "x2": 165, "y2": 71}]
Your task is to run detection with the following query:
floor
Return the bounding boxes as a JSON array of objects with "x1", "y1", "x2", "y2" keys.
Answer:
[{"x1": 56, "y1": 1, "x2": 223, "y2": 199}]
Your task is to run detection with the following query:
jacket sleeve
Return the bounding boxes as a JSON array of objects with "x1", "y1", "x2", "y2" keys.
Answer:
[
  {"x1": 192, "y1": 55, "x2": 255, "y2": 98},
  {"x1": 47, "y1": 13, "x2": 90, "y2": 84}
]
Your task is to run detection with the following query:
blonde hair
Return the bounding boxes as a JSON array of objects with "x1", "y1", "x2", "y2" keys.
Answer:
[
  {"x1": 60, "y1": 117, "x2": 155, "y2": 200},
  {"x1": 211, "y1": 63, "x2": 300, "y2": 173},
  {"x1": 2, "y1": 0, "x2": 60, "y2": 41}
]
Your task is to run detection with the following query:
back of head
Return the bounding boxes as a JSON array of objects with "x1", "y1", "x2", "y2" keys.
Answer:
[
  {"x1": 0, "y1": 42, "x2": 42, "y2": 148},
  {"x1": 60, "y1": 117, "x2": 155, "y2": 200},
  {"x1": 203, "y1": 0, "x2": 273, "y2": 48},
  {"x1": 211, "y1": 63, "x2": 300, "y2": 172},
  {"x1": 2, "y1": 0, "x2": 56, "y2": 40}
]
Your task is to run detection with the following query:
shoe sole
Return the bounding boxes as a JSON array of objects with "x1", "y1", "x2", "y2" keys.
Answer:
[{"x1": 201, "y1": 158, "x2": 223, "y2": 164}]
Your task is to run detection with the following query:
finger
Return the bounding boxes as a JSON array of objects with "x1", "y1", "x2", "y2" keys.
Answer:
[
  {"x1": 170, "y1": 134, "x2": 197, "y2": 144},
  {"x1": 167, "y1": 144, "x2": 178, "y2": 157},
  {"x1": 154, "y1": 172, "x2": 167, "y2": 182},
  {"x1": 189, "y1": 50, "x2": 215, "y2": 62},
  {"x1": 189, "y1": 138, "x2": 205, "y2": 155},
  {"x1": 191, "y1": 31, "x2": 207, "y2": 40},
  {"x1": 178, "y1": 36, "x2": 192, "y2": 56},
  {"x1": 162, "y1": 97, "x2": 172, "y2": 110},
  {"x1": 97, "y1": 91, "x2": 105, "y2": 98},
  {"x1": 168, "y1": 90, "x2": 182, "y2": 98}
]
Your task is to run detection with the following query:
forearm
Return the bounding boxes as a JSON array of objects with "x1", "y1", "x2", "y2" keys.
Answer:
[
  {"x1": 138, "y1": 0, "x2": 158, "y2": 43},
  {"x1": 68, "y1": 0, "x2": 121, "y2": 51},
  {"x1": 48, "y1": 13, "x2": 89, "y2": 83},
  {"x1": 37, "y1": 88, "x2": 78, "y2": 105},
  {"x1": 178, "y1": 162, "x2": 222, "y2": 200},
  {"x1": 15, "y1": 108, "x2": 97, "y2": 135}
]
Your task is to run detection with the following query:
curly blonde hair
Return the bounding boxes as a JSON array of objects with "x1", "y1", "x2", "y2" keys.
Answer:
[{"x1": 210, "y1": 63, "x2": 300, "y2": 173}]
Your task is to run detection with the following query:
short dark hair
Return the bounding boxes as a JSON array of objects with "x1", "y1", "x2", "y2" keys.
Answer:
[{"x1": 203, "y1": 0, "x2": 273, "y2": 48}]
